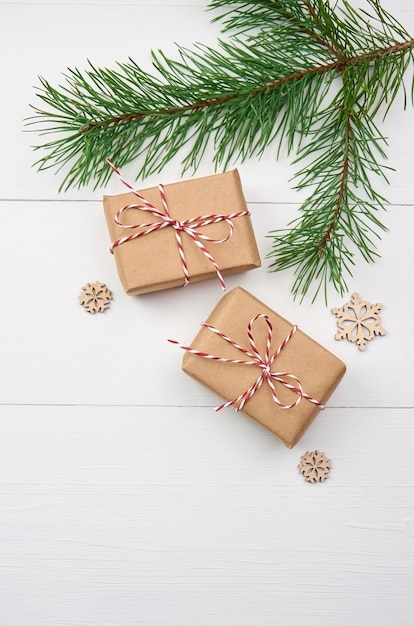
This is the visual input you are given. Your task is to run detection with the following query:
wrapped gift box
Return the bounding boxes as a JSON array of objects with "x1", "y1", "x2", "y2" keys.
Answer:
[
  {"x1": 176, "y1": 286, "x2": 346, "y2": 448},
  {"x1": 103, "y1": 170, "x2": 261, "y2": 294}
]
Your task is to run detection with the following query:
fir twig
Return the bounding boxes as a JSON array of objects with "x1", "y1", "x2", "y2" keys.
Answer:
[{"x1": 26, "y1": 0, "x2": 414, "y2": 301}]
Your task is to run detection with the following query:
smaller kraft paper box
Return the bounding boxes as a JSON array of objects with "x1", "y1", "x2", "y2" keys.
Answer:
[
  {"x1": 172, "y1": 287, "x2": 346, "y2": 448},
  {"x1": 103, "y1": 169, "x2": 261, "y2": 295}
]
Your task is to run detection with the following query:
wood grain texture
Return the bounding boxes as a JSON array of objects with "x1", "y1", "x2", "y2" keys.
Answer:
[{"x1": 0, "y1": 1, "x2": 413, "y2": 625}]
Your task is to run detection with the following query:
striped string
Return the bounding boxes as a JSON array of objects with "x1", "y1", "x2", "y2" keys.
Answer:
[
  {"x1": 169, "y1": 313, "x2": 325, "y2": 413},
  {"x1": 107, "y1": 158, "x2": 250, "y2": 290}
]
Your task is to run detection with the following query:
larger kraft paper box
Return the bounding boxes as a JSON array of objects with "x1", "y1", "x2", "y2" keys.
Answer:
[
  {"x1": 178, "y1": 287, "x2": 346, "y2": 448},
  {"x1": 103, "y1": 170, "x2": 261, "y2": 295}
]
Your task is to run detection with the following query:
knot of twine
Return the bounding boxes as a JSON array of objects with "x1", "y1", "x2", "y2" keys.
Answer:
[
  {"x1": 169, "y1": 313, "x2": 325, "y2": 412},
  {"x1": 107, "y1": 158, "x2": 250, "y2": 290}
]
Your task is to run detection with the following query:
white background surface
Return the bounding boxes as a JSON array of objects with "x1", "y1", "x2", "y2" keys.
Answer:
[{"x1": 1, "y1": 1, "x2": 413, "y2": 625}]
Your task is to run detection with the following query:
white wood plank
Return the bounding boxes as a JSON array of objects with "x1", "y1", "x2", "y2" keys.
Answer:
[
  {"x1": 1, "y1": 200, "x2": 412, "y2": 407},
  {"x1": 0, "y1": 406, "x2": 413, "y2": 626},
  {"x1": 0, "y1": 1, "x2": 206, "y2": 4}
]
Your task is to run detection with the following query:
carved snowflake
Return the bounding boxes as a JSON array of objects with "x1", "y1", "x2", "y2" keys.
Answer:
[
  {"x1": 331, "y1": 292, "x2": 385, "y2": 351},
  {"x1": 79, "y1": 281, "x2": 112, "y2": 313},
  {"x1": 298, "y1": 450, "x2": 331, "y2": 483}
]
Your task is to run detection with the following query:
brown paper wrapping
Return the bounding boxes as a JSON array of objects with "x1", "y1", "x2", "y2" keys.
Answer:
[
  {"x1": 182, "y1": 287, "x2": 346, "y2": 448},
  {"x1": 103, "y1": 170, "x2": 261, "y2": 295}
]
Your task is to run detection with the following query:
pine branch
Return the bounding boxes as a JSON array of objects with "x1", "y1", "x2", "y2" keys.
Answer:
[
  {"x1": 269, "y1": 91, "x2": 391, "y2": 301},
  {"x1": 27, "y1": 0, "x2": 414, "y2": 301}
]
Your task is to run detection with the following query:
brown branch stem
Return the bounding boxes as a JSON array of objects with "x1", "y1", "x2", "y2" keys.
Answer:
[
  {"x1": 80, "y1": 37, "x2": 414, "y2": 134},
  {"x1": 302, "y1": 1, "x2": 343, "y2": 57},
  {"x1": 317, "y1": 113, "x2": 352, "y2": 257}
]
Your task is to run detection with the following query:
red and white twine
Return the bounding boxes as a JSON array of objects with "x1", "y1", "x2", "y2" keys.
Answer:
[
  {"x1": 169, "y1": 313, "x2": 325, "y2": 413},
  {"x1": 107, "y1": 158, "x2": 250, "y2": 290}
]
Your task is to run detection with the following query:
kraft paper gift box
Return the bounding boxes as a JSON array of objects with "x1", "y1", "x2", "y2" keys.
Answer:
[
  {"x1": 173, "y1": 286, "x2": 346, "y2": 448},
  {"x1": 103, "y1": 169, "x2": 261, "y2": 295}
]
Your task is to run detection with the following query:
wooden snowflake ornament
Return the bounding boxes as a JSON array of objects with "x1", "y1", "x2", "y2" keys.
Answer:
[
  {"x1": 331, "y1": 292, "x2": 386, "y2": 351},
  {"x1": 298, "y1": 450, "x2": 331, "y2": 483},
  {"x1": 79, "y1": 281, "x2": 112, "y2": 313}
]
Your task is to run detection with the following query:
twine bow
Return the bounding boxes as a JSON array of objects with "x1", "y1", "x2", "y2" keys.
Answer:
[
  {"x1": 107, "y1": 158, "x2": 250, "y2": 290},
  {"x1": 169, "y1": 313, "x2": 325, "y2": 412}
]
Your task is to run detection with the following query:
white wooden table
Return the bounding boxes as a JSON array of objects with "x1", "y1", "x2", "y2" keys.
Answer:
[{"x1": 1, "y1": 1, "x2": 413, "y2": 624}]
